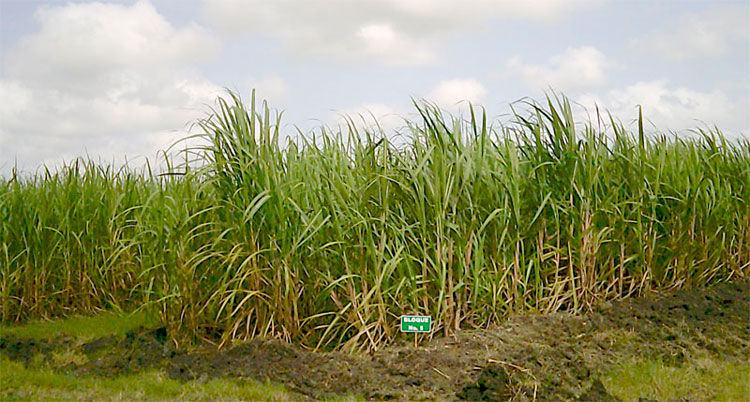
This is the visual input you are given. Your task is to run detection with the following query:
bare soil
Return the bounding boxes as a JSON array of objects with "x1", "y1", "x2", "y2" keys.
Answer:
[{"x1": 2, "y1": 280, "x2": 748, "y2": 401}]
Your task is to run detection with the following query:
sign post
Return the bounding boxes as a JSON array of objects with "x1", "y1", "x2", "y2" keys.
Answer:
[{"x1": 400, "y1": 315, "x2": 431, "y2": 333}]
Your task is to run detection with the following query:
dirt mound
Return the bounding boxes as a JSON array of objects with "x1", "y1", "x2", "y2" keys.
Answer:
[{"x1": 2, "y1": 280, "x2": 748, "y2": 400}]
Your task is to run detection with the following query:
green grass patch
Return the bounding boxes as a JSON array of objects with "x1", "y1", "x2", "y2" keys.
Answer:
[
  {"x1": 603, "y1": 357, "x2": 750, "y2": 401},
  {"x1": 0, "y1": 310, "x2": 157, "y2": 342},
  {"x1": 0, "y1": 354, "x2": 293, "y2": 401}
]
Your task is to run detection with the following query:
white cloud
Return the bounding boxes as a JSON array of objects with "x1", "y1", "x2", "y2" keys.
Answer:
[
  {"x1": 0, "y1": 76, "x2": 224, "y2": 172},
  {"x1": 0, "y1": 0, "x2": 232, "y2": 172},
  {"x1": 332, "y1": 103, "x2": 405, "y2": 135},
  {"x1": 576, "y1": 81, "x2": 748, "y2": 138},
  {"x1": 6, "y1": 0, "x2": 219, "y2": 93},
  {"x1": 505, "y1": 46, "x2": 612, "y2": 92},
  {"x1": 356, "y1": 23, "x2": 434, "y2": 65},
  {"x1": 630, "y1": 5, "x2": 750, "y2": 61},
  {"x1": 244, "y1": 74, "x2": 290, "y2": 105},
  {"x1": 426, "y1": 78, "x2": 488, "y2": 109},
  {"x1": 384, "y1": 0, "x2": 603, "y2": 23},
  {"x1": 201, "y1": 0, "x2": 603, "y2": 65}
]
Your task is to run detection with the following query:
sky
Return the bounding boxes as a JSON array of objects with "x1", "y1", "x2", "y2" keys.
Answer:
[{"x1": 1, "y1": 0, "x2": 748, "y2": 174}]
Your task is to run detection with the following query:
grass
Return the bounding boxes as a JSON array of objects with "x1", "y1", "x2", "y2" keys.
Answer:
[
  {"x1": 0, "y1": 310, "x2": 300, "y2": 401},
  {"x1": 1, "y1": 90, "x2": 748, "y2": 351},
  {"x1": 0, "y1": 354, "x2": 293, "y2": 401},
  {"x1": 0, "y1": 310, "x2": 156, "y2": 341},
  {"x1": 603, "y1": 357, "x2": 750, "y2": 401}
]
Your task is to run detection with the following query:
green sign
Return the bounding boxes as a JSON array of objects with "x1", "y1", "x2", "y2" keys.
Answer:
[{"x1": 400, "y1": 315, "x2": 431, "y2": 333}]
